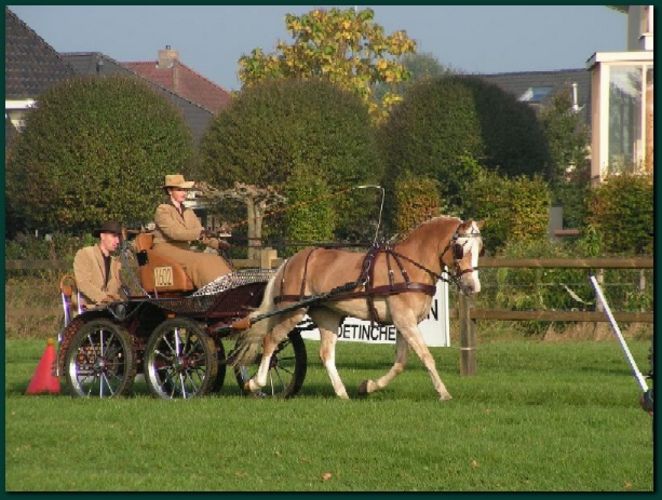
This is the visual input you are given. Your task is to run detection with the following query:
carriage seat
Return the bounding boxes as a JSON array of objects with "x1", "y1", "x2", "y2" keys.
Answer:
[
  {"x1": 134, "y1": 233, "x2": 195, "y2": 294},
  {"x1": 59, "y1": 274, "x2": 82, "y2": 326}
]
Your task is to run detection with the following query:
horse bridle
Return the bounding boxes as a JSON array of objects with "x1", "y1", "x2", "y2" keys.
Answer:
[
  {"x1": 439, "y1": 227, "x2": 484, "y2": 280},
  {"x1": 386, "y1": 225, "x2": 483, "y2": 292}
]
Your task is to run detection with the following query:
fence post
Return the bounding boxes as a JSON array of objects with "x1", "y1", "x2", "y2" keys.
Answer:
[
  {"x1": 459, "y1": 294, "x2": 477, "y2": 376},
  {"x1": 259, "y1": 247, "x2": 278, "y2": 269},
  {"x1": 595, "y1": 269, "x2": 605, "y2": 312}
]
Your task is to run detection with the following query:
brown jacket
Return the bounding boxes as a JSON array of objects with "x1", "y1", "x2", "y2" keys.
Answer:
[
  {"x1": 151, "y1": 202, "x2": 231, "y2": 288},
  {"x1": 152, "y1": 203, "x2": 202, "y2": 248},
  {"x1": 73, "y1": 244, "x2": 122, "y2": 307}
]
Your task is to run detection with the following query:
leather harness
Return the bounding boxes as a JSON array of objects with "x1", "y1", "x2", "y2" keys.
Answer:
[{"x1": 274, "y1": 245, "x2": 438, "y2": 325}]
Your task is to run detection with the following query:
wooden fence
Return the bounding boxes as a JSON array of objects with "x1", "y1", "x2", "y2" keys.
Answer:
[
  {"x1": 455, "y1": 256, "x2": 654, "y2": 376},
  {"x1": 6, "y1": 254, "x2": 653, "y2": 378}
]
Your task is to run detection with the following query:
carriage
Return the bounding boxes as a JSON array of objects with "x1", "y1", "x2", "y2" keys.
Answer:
[
  {"x1": 57, "y1": 216, "x2": 485, "y2": 402},
  {"x1": 56, "y1": 232, "x2": 308, "y2": 400}
]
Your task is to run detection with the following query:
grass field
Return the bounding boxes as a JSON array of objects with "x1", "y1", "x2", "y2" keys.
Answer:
[{"x1": 5, "y1": 336, "x2": 654, "y2": 492}]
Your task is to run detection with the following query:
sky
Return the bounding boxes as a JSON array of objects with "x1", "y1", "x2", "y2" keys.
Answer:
[{"x1": 9, "y1": 5, "x2": 628, "y2": 91}]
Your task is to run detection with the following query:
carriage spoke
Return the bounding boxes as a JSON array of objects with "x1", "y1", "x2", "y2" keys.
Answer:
[
  {"x1": 276, "y1": 364, "x2": 295, "y2": 376},
  {"x1": 174, "y1": 329, "x2": 182, "y2": 356},
  {"x1": 272, "y1": 368, "x2": 286, "y2": 393},
  {"x1": 179, "y1": 373, "x2": 187, "y2": 398},
  {"x1": 162, "y1": 336, "x2": 176, "y2": 355},
  {"x1": 100, "y1": 372, "x2": 116, "y2": 397},
  {"x1": 184, "y1": 371, "x2": 201, "y2": 393}
]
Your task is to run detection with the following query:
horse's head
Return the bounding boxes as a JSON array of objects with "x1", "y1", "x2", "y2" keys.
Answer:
[{"x1": 442, "y1": 219, "x2": 484, "y2": 295}]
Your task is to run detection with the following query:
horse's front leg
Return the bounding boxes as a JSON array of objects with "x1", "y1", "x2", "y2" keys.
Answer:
[
  {"x1": 358, "y1": 331, "x2": 408, "y2": 396},
  {"x1": 392, "y1": 311, "x2": 452, "y2": 401},
  {"x1": 310, "y1": 309, "x2": 349, "y2": 399}
]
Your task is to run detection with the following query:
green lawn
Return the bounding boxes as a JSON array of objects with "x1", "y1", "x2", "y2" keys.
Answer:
[{"x1": 5, "y1": 337, "x2": 653, "y2": 491}]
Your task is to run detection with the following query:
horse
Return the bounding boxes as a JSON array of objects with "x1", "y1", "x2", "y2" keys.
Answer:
[{"x1": 232, "y1": 215, "x2": 484, "y2": 401}]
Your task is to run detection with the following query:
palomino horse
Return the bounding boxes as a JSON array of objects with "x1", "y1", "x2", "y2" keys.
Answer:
[{"x1": 233, "y1": 216, "x2": 484, "y2": 401}]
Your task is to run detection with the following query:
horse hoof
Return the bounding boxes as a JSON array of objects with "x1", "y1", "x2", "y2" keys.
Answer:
[
  {"x1": 357, "y1": 380, "x2": 370, "y2": 397},
  {"x1": 439, "y1": 393, "x2": 453, "y2": 402}
]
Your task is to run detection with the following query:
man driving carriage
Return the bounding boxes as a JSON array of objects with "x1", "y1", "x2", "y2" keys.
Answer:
[
  {"x1": 151, "y1": 174, "x2": 231, "y2": 288},
  {"x1": 73, "y1": 220, "x2": 124, "y2": 308}
]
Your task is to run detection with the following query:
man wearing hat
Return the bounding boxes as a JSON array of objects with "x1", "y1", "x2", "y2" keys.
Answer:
[
  {"x1": 73, "y1": 220, "x2": 124, "y2": 308},
  {"x1": 151, "y1": 174, "x2": 231, "y2": 288}
]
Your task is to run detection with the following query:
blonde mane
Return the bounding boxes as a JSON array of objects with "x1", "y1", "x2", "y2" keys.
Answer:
[{"x1": 396, "y1": 215, "x2": 462, "y2": 244}]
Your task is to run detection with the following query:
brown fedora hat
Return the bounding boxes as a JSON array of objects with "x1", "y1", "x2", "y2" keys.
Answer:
[
  {"x1": 93, "y1": 220, "x2": 123, "y2": 237},
  {"x1": 163, "y1": 174, "x2": 195, "y2": 190}
]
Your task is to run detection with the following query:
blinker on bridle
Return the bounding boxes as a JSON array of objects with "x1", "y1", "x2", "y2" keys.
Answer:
[{"x1": 441, "y1": 228, "x2": 484, "y2": 278}]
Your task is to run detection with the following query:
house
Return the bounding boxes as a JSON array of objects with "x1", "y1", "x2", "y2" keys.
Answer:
[
  {"x1": 62, "y1": 51, "x2": 217, "y2": 144},
  {"x1": 6, "y1": 9, "x2": 231, "y2": 144},
  {"x1": 123, "y1": 46, "x2": 232, "y2": 115},
  {"x1": 586, "y1": 5, "x2": 653, "y2": 182},
  {"x1": 479, "y1": 68, "x2": 591, "y2": 125},
  {"x1": 4, "y1": 7, "x2": 75, "y2": 132}
]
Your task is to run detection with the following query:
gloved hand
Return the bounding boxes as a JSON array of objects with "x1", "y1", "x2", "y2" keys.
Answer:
[
  {"x1": 100, "y1": 293, "x2": 121, "y2": 304},
  {"x1": 201, "y1": 236, "x2": 220, "y2": 250},
  {"x1": 202, "y1": 237, "x2": 231, "y2": 251}
]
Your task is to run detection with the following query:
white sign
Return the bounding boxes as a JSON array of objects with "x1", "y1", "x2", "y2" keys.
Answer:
[{"x1": 300, "y1": 279, "x2": 450, "y2": 347}]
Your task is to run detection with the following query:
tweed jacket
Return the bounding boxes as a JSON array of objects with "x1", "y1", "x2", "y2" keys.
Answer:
[
  {"x1": 73, "y1": 244, "x2": 122, "y2": 306},
  {"x1": 152, "y1": 203, "x2": 203, "y2": 249}
]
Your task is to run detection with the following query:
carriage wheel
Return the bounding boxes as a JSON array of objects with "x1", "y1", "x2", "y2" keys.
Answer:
[
  {"x1": 234, "y1": 329, "x2": 307, "y2": 398},
  {"x1": 144, "y1": 318, "x2": 218, "y2": 399},
  {"x1": 64, "y1": 319, "x2": 136, "y2": 398}
]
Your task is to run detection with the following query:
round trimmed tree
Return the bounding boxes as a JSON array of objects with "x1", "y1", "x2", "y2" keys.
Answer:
[
  {"x1": 380, "y1": 75, "x2": 550, "y2": 221},
  {"x1": 6, "y1": 75, "x2": 193, "y2": 234},
  {"x1": 198, "y1": 78, "x2": 382, "y2": 241}
]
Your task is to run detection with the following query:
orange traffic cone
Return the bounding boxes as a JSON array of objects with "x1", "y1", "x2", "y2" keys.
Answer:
[{"x1": 26, "y1": 338, "x2": 60, "y2": 395}]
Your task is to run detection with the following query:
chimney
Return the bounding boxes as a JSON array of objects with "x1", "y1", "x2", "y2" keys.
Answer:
[
  {"x1": 158, "y1": 45, "x2": 179, "y2": 69},
  {"x1": 571, "y1": 82, "x2": 579, "y2": 113}
]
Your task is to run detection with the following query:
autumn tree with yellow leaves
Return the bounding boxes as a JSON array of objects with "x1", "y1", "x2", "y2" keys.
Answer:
[{"x1": 238, "y1": 7, "x2": 416, "y2": 121}]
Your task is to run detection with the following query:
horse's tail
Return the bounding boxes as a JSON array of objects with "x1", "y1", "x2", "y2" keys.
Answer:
[{"x1": 229, "y1": 261, "x2": 285, "y2": 367}]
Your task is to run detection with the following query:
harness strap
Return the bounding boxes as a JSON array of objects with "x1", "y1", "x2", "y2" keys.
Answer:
[
  {"x1": 365, "y1": 247, "x2": 381, "y2": 325},
  {"x1": 299, "y1": 248, "x2": 318, "y2": 300},
  {"x1": 274, "y1": 281, "x2": 436, "y2": 305}
]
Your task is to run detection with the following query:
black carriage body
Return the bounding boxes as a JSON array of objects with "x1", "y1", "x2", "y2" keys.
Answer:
[{"x1": 57, "y1": 280, "x2": 268, "y2": 377}]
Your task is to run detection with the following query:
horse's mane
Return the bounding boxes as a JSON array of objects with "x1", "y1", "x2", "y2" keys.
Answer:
[{"x1": 394, "y1": 215, "x2": 462, "y2": 245}]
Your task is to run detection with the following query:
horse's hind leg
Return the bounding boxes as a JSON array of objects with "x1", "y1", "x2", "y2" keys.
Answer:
[
  {"x1": 392, "y1": 313, "x2": 452, "y2": 401},
  {"x1": 358, "y1": 331, "x2": 408, "y2": 396},
  {"x1": 309, "y1": 309, "x2": 349, "y2": 399},
  {"x1": 247, "y1": 309, "x2": 306, "y2": 393}
]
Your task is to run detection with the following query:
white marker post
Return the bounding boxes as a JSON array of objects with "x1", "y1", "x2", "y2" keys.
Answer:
[{"x1": 589, "y1": 275, "x2": 649, "y2": 393}]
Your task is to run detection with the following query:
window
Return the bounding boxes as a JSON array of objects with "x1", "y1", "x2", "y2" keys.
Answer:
[
  {"x1": 518, "y1": 86, "x2": 553, "y2": 103},
  {"x1": 608, "y1": 66, "x2": 642, "y2": 172},
  {"x1": 607, "y1": 64, "x2": 653, "y2": 174}
]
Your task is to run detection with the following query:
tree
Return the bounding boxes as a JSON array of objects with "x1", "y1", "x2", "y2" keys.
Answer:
[
  {"x1": 238, "y1": 7, "x2": 416, "y2": 121},
  {"x1": 380, "y1": 75, "x2": 550, "y2": 221},
  {"x1": 283, "y1": 162, "x2": 337, "y2": 254},
  {"x1": 537, "y1": 86, "x2": 591, "y2": 229},
  {"x1": 197, "y1": 181, "x2": 285, "y2": 260},
  {"x1": 393, "y1": 173, "x2": 441, "y2": 234},
  {"x1": 587, "y1": 173, "x2": 653, "y2": 254},
  {"x1": 6, "y1": 76, "x2": 193, "y2": 234},
  {"x1": 462, "y1": 166, "x2": 551, "y2": 252},
  {"x1": 373, "y1": 52, "x2": 452, "y2": 104},
  {"x1": 198, "y1": 78, "x2": 382, "y2": 242},
  {"x1": 539, "y1": 86, "x2": 590, "y2": 184},
  {"x1": 380, "y1": 77, "x2": 485, "y2": 220}
]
